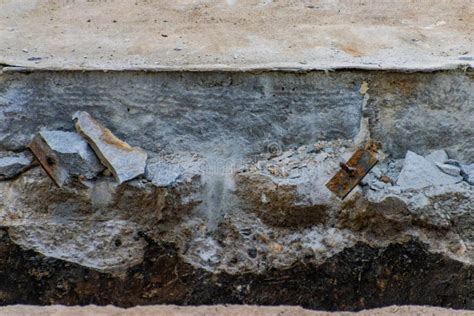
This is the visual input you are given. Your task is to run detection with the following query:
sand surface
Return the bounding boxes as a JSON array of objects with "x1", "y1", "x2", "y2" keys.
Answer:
[
  {"x1": 1, "y1": 0, "x2": 472, "y2": 71},
  {"x1": 1, "y1": 305, "x2": 474, "y2": 316}
]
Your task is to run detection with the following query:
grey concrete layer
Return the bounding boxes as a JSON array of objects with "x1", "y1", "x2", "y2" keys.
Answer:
[
  {"x1": 0, "y1": 0, "x2": 472, "y2": 72},
  {"x1": 0, "y1": 70, "x2": 472, "y2": 161}
]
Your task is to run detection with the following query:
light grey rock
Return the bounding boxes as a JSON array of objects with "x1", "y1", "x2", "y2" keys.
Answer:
[
  {"x1": 73, "y1": 111, "x2": 147, "y2": 184},
  {"x1": 0, "y1": 151, "x2": 32, "y2": 180},
  {"x1": 144, "y1": 154, "x2": 205, "y2": 192},
  {"x1": 397, "y1": 151, "x2": 461, "y2": 191},
  {"x1": 29, "y1": 131, "x2": 104, "y2": 186},
  {"x1": 8, "y1": 220, "x2": 147, "y2": 272},
  {"x1": 425, "y1": 149, "x2": 448, "y2": 164},
  {"x1": 460, "y1": 163, "x2": 474, "y2": 185},
  {"x1": 370, "y1": 166, "x2": 382, "y2": 178},
  {"x1": 145, "y1": 161, "x2": 185, "y2": 187},
  {"x1": 435, "y1": 162, "x2": 461, "y2": 177},
  {"x1": 370, "y1": 179, "x2": 386, "y2": 191}
]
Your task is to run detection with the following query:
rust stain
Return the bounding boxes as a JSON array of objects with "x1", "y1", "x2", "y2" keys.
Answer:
[
  {"x1": 340, "y1": 45, "x2": 365, "y2": 57},
  {"x1": 101, "y1": 128, "x2": 133, "y2": 151},
  {"x1": 326, "y1": 148, "x2": 378, "y2": 199}
]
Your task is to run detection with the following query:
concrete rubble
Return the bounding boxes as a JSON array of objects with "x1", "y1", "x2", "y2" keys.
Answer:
[
  {"x1": 0, "y1": 151, "x2": 33, "y2": 180},
  {"x1": 73, "y1": 111, "x2": 147, "y2": 184},
  {"x1": 29, "y1": 131, "x2": 104, "y2": 186},
  {"x1": 0, "y1": 135, "x2": 473, "y2": 308},
  {"x1": 0, "y1": 70, "x2": 472, "y2": 311},
  {"x1": 396, "y1": 151, "x2": 462, "y2": 191}
]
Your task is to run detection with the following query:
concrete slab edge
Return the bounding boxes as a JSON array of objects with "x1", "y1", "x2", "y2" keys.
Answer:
[{"x1": 1, "y1": 61, "x2": 473, "y2": 74}]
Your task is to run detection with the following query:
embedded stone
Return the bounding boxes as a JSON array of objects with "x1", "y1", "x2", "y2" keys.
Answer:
[
  {"x1": 0, "y1": 151, "x2": 33, "y2": 180},
  {"x1": 460, "y1": 163, "x2": 474, "y2": 185},
  {"x1": 397, "y1": 151, "x2": 462, "y2": 191},
  {"x1": 29, "y1": 131, "x2": 104, "y2": 186},
  {"x1": 8, "y1": 220, "x2": 146, "y2": 272},
  {"x1": 425, "y1": 149, "x2": 448, "y2": 164},
  {"x1": 145, "y1": 161, "x2": 184, "y2": 187},
  {"x1": 436, "y1": 162, "x2": 461, "y2": 177},
  {"x1": 73, "y1": 111, "x2": 147, "y2": 184}
]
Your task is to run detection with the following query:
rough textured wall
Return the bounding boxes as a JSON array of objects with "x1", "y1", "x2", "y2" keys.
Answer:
[
  {"x1": 0, "y1": 69, "x2": 473, "y2": 311},
  {"x1": 1, "y1": 70, "x2": 472, "y2": 159}
]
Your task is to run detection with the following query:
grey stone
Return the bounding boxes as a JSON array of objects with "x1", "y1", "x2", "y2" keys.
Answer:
[
  {"x1": 425, "y1": 150, "x2": 448, "y2": 164},
  {"x1": 0, "y1": 151, "x2": 32, "y2": 180},
  {"x1": 145, "y1": 161, "x2": 184, "y2": 187},
  {"x1": 397, "y1": 151, "x2": 462, "y2": 191},
  {"x1": 370, "y1": 179, "x2": 386, "y2": 191},
  {"x1": 73, "y1": 111, "x2": 147, "y2": 184},
  {"x1": 460, "y1": 163, "x2": 474, "y2": 185},
  {"x1": 435, "y1": 162, "x2": 461, "y2": 177},
  {"x1": 445, "y1": 159, "x2": 461, "y2": 167},
  {"x1": 29, "y1": 131, "x2": 104, "y2": 186},
  {"x1": 370, "y1": 166, "x2": 382, "y2": 178}
]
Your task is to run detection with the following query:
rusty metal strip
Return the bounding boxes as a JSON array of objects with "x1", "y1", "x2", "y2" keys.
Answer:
[
  {"x1": 326, "y1": 148, "x2": 378, "y2": 199},
  {"x1": 29, "y1": 135, "x2": 66, "y2": 187}
]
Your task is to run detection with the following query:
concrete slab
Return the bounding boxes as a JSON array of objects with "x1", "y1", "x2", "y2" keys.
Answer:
[{"x1": 0, "y1": 0, "x2": 472, "y2": 71}]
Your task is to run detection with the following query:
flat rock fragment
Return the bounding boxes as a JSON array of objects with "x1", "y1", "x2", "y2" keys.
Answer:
[
  {"x1": 397, "y1": 151, "x2": 462, "y2": 191},
  {"x1": 0, "y1": 151, "x2": 33, "y2": 180},
  {"x1": 73, "y1": 111, "x2": 147, "y2": 183},
  {"x1": 460, "y1": 163, "x2": 474, "y2": 185},
  {"x1": 145, "y1": 161, "x2": 184, "y2": 187},
  {"x1": 425, "y1": 149, "x2": 448, "y2": 164},
  {"x1": 436, "y1": 162, "x2": 461, "y2": 177},
  {"x1": 29, "y1": 131, "x2": 104, "y2": 186}
]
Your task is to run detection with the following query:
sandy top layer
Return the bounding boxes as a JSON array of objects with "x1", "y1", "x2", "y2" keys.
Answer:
[
  {"x1": 0, "y1": 0, "x2": 472, "y2": 71},
  {"x1": 1, "y1": 305, "x2": 474, "y2": 316}
]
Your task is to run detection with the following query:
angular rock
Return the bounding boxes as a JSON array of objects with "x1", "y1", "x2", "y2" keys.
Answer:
[
  {"x1": 73, "y1": 111, "x2": 147, "y2": 183},
  {"x1": 145, "y1": 161, "x2": 184, "y2": 188},
  {"x1": 460, "y1": 163, "x2": 474, "y2": 185},
  {"x1": 29, "y1": 131, "x2": 104, "y2": 186},
  {"x1": 397, "y1": 151, "x2": 461, "y2": 191},
  {"x1": 425, "y1": 149, "x2": 448, "y2": 164},
  {"x1": 436, "y1": 162, "x2": 461, "y2": 177},
  {"x1": 0, "y1": 151, "x2": 33, "y2": 180}
]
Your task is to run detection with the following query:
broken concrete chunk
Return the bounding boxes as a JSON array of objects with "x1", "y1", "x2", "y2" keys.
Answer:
[
  {"x1": 0, "y1": 151, "x2": 33, "y2": 180},
  {"x1": 73, "y1": 111, "x2": 147, "y2": 184},
  {"x1": 425, "y1": 149, "x2": 448, "y2": 164},
  {"x1": 145, "y1": 161, "x2": 184, "y2": 187},
  {"x1": 435, "y1": 162, "x2": 461, "y2": 177},
  {"x1": 29, "y1": 131, "x2": 104, "y2": 187},
  {"x1": 397, "y1": 151, "x2": 461, "y2": 191}
]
